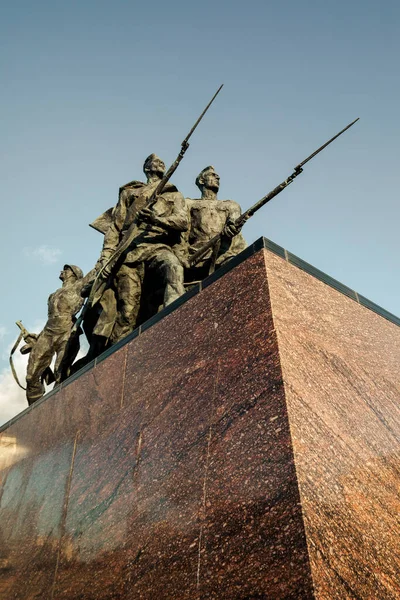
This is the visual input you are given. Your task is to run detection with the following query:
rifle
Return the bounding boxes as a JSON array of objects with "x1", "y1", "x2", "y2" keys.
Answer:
[
  {"x1": 89, "y1": 84, "x2": 224, "y2": 308},
  {"x1": 15, "y1": 321, "x2": 37, "y2": 350},
  {"x1": 10, "y1": 321, "x2": 54, "y2": 390},
  {"x1": 189, "y1": 117, "x2": 360, "y2": 268}
]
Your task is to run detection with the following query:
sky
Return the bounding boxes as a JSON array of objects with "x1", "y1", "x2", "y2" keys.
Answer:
[{"x1": 0, "y1": 0, "x2": 399, "y2": 425}]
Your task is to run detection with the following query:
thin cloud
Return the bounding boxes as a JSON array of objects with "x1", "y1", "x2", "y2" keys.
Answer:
[
  {"x1": 0, "y1": 323, "x2": 45, "y2": 426},
  {"x1": 23, "y1": 245, "x2": 62, "y2": 266},
  {"x1": 0, "y1": 351, "x2": 28, "y2": 426},
  {"x1": 0, "y1": 325, "x2": 6, "y2": 340}
]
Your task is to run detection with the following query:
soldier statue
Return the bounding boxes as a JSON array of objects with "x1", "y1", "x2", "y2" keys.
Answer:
[
  {"x1": 90, "y1": 153, "x2": 188, "y2": 345},
  {"x1": 25, "y1": 264, "x2": 94, "y2": 404},
  {"x1": 10, "y1": 100, "x2": 359, "y2": 406},
  {"x1": 184, "y1": 166, "x2": 246, "y2": 281}
]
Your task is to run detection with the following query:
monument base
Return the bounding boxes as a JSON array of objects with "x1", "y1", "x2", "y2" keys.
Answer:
[{"x1": 0, "y1": 238, "x2": 399, "y2": 599}]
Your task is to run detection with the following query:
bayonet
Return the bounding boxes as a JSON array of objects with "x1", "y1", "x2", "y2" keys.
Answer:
[
  {"x1": 189, "y1": 117, "x2": 359, "y2": 267},
  {"x1": 89, "y1": 84, "x2": 224, "y2": 307}
]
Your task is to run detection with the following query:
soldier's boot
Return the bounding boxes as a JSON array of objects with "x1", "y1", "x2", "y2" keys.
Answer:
[
  {"x1": 25, "y1": 332, "x2": 54, "y2": 405},
  {"x1": 26, "y1": 378, "x2": 45, "y2": 406}
]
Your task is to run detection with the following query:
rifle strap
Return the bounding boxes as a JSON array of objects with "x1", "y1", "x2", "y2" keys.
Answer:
[{"x1": 9, "y1": 332, "x2": 26, "y2": 390}]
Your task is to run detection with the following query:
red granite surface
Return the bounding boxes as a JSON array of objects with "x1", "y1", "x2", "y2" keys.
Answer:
[
  {"x1": 0, "y1": 249, "x2": 313, "y2": 599},
  {"x1": 0, "y1": 349, "x2": 127, "y2": 600},
  {"x1": 0, "y1": 246, "x2": 398, "y2": 599},
  {"x1": 265, "y1": 250, "x2": 400, "y2": 600}
]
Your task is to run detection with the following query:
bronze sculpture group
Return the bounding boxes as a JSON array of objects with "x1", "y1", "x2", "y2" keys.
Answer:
[
  {"x1": 11, "y1": 85, "x2": 359, "y2": 407},
  {"x1": 18, "y1": 156, "x2": 246, "y2": 405}
]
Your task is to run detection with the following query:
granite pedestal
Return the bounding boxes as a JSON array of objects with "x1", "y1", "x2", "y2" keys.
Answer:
[{"x1": 0, "y1": 238, "x2": 399, "y2": 599}]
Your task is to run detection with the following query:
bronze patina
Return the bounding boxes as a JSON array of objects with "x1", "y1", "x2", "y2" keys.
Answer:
[
  {"x1": 11, "y1": 99, "x2": 359, "y2": 404},
  {"x1": 185, "y1": 166, "x2": 246, "y2": 280},
  {"x1": 18, "y1": 265, "x2": 94, "y2": 404}
]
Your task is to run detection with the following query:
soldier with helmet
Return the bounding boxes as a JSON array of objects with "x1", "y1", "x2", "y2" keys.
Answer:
[{"x1": 25, "y1": 263, "x2": 95, "y2": 404}]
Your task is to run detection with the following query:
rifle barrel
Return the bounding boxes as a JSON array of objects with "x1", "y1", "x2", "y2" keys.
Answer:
[
  {"x1": 296, "y1": 117, "x2": 359, "y2": 170},
  {"x1": 154, "y1": 84, "x2": 224, "y2": 198},
  {"x1": 183, "y1": 84, "x2": 224, "y2": 144},
  {"x1": 90, "y1": 86, "x2": 224, "y2": 307},
  {"x1": 189, "y1": 117, "x2": 360, "y2": 268}
]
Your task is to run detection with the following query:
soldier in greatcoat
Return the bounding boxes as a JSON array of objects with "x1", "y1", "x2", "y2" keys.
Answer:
[{"x1": 89, "y1": 153, "x2": 188, "y2": 345}]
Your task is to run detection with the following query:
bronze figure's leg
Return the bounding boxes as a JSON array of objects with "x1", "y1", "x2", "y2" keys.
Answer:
[
  {"x1": 25, "y1": 331, "x2": 55, "y2": 405},
  {"x1": 54, "y1": 331, "x2": 79, "y2": 383},
  {"x1": 149, "y1": 250, "x2": 185, "y2": 307},
  {"x1": 111, "y1": 263, "x2": 142, "y2": 344}
]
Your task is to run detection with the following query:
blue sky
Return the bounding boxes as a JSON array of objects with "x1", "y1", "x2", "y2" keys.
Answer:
[{"x1": 1, "y1": 0, "x2": 399, "y2": 423}]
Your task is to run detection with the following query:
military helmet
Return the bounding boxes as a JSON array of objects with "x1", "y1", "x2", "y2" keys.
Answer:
[{"x1": 64, "y1": 264, "x2": 83, "y2": 280}]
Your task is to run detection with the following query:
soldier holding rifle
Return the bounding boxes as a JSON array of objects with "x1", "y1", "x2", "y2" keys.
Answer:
[
  {"x1": 92, "y1": 153, "x2": 188, "y2": 344},
  {"x1": 19, "y1": 264, "x2": 95, "y2": 404},
  {"x1": 185, "y1": 165, "x2": 246, "y2": 281},
  {"x1": 189, "y1": 118, "x2": 360, "y2": 270},
  {"x1": 11, "y1": 85, "x2": 358, "y2": 397},
  {"x1": 72, "y1": 113, "x2": 359, "y2": 366},
  {"x1": 83, "y1": 85, "x2": 224, "y2": 347}
]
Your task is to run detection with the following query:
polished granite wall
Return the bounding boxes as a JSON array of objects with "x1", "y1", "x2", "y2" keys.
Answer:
[
  {"x1": 0, "y1": 249, "x2": 313, "y2": 600},
  {"x1": 264, "y1": 250, "x2": 400, "y2": 600},
  {"x1": 0, "y1": 243, "x2": 398, "y2": 599}
]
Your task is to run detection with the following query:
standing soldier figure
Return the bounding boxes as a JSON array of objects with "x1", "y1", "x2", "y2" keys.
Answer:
[
  {"x1": 91, "y1": 153, "x2": 188, "y2": 345},
  {"x1": 185, "y1": 166, "x2": 246, "y2": 281},
  {"x1": 25, "y1": 264, "x2": 95, "y2": 404}
]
